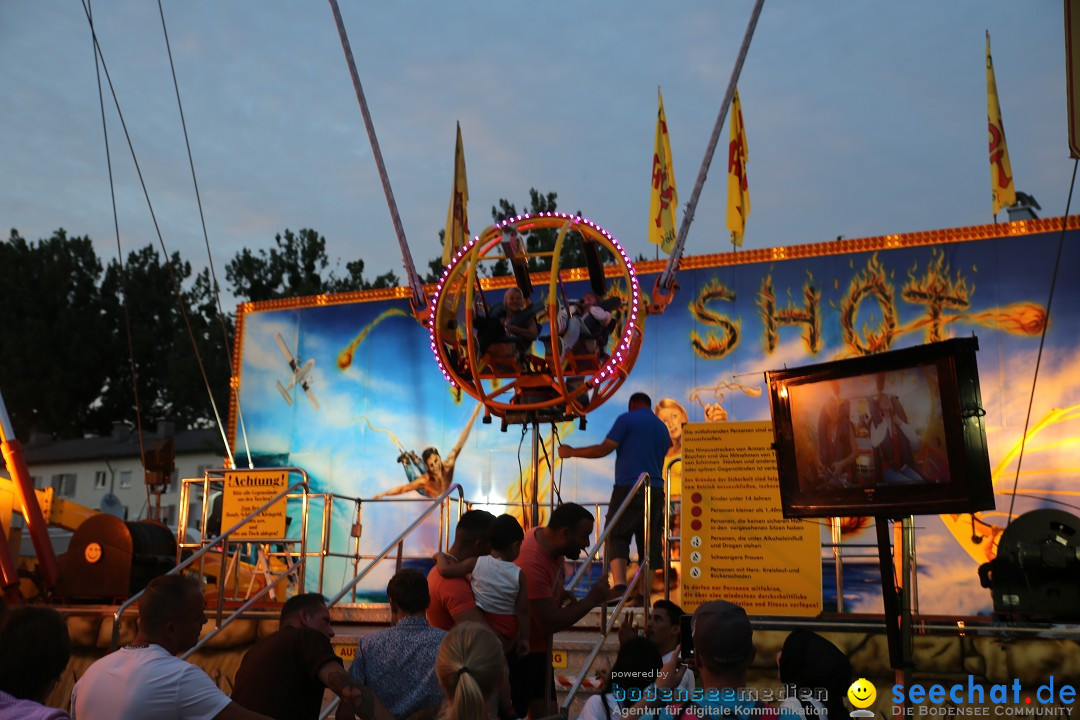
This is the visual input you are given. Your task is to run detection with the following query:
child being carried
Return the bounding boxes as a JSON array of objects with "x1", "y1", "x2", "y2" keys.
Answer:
[{"x1": 433, "y1": 513, "x2": 530, "y2": 656}]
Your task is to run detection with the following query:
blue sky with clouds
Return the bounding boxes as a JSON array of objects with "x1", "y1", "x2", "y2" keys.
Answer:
[{"x1": 1, "y1": 2, "x2": 1067, "y2": 291}]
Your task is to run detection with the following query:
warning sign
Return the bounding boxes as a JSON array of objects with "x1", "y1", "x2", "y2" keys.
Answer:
[
  {"x1": 221, "y1": 470, "x2": 289, "y2": 539},
  {"x1": 334, "y1": 643, "x2": 358, "y2": 665},
  {"x1": 680, "y1": 422, "x2": 821, "y2": 616}
]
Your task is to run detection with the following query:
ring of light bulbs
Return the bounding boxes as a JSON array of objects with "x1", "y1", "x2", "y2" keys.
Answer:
[{"x1": 427, "y1": 212, "x2": 642, "y2": 418}]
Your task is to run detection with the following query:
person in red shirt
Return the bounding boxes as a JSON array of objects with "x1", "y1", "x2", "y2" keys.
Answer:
[
  {"x1": 426, "y1": 509, "x2": 496, "y2": 631},
  {"x1": 511, "y1": 503, "x2": 611, "y2": 718}
]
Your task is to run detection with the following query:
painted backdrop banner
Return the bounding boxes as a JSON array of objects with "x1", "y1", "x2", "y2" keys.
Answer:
[{"x1": 230, "y1": 216, "x2": 1080, "y2": 613}]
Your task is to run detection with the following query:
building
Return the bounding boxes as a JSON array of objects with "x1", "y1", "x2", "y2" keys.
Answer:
[{"x1": 21, "y1": 421, "x2": 226, "y2": 527}]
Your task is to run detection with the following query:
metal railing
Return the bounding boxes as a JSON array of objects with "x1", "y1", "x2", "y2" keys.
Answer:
[
  {"x1": 560, "y1": 472, "x2": 653, "y2": 716},
  {"x1": 110, "y1": 473, "x2": 311, "y2": 651},
  {"x1": 327, "y1": 482, "x2": 464, "y2": 606},
  {"x1": 318, "y1": 483, "x2": 465, "y2": 720}
]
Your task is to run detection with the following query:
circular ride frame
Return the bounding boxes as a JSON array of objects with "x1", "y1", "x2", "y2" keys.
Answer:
[{"x1": 428, "y1": 213, "x2": 642, "y2": 422}]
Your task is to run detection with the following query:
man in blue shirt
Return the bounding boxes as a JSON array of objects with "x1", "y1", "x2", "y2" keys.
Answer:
[{"x1": 558, "y1": 391, "x2": 670, "y2": 596}]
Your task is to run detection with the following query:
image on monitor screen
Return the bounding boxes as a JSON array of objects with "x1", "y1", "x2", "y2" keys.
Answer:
[
  {"x1": 788, "y1": 365, "x2": 950, "y2": 493},
  {"x1": 767, "y1": 337, "x2": 994, "y2": 519}
]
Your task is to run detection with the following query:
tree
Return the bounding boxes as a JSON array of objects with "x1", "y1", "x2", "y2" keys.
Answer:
[
  {"x1": 226, "y1": 228, "x2": 399, "y2": 302},
  {"x1": 423, "y1": 228, "x2": 508, "y2": 284},
  {"x1": 490, "y1": 189, "x2": 614, "y2": 274},
  {"x1": 0, "y1": 229, "x2": 111, "y2": 438},
  {"x1": 94, "y1": 246, "x2": 232, "y2": 434}
]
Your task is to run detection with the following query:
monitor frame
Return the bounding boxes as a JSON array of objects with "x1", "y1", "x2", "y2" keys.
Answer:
[{"x1": 765, "y1": 337, "x2": 994, "y2": 519}]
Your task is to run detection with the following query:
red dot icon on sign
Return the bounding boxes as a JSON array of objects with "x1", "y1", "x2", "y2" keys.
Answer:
[
  {"x1": 691, "y1": 506, "x2": 702, "y2": 517},
  {"x1": 691, "y1": 519, "x2": 702, "y2": 531},
  {"x1": 691, "y1": 492, "x2": 703, "y2": 503},
  {"x1": 1026, "y1": 699, "x2": 1031, "y2": 705}
]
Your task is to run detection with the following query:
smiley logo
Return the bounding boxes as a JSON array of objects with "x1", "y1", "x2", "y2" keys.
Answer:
[
  {"x1": 847, "y1": 678, "x2": 876, "y2": 709},
  {"x1": 84, "y1": 542, "x2": 103, "y2": 564}
]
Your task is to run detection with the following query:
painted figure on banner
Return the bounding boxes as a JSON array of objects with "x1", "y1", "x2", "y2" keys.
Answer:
[
  {"x1": 374, "y1": 404, "x2": 482, "y2": 499},
  {"x1": 655, "y1": 397, "x2": 688, "y2": 562}
]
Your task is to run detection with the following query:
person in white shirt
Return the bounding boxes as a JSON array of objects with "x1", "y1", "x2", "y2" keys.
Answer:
[
  {"x1": 433, "y1": 513, "x2": 529, "y2": 655},
  {"x1": 870, "y1": 394, "x2": 924, "y2": 484},
  {"x1": 71, "y1": 574, "x2": 270, "y2": 720},
  {"x1": 557, "y1": 293, "x2": 614, "y2": 362}
]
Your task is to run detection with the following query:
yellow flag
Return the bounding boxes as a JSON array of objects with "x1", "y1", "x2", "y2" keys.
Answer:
[
  {"x1": 727, "y1": 88, "x2": 750, "y2": 248},
  {"x1": 442, "y1": 122, "x2": 470, "y2": 265},
  {"x1": 648, "y1": 89, "x2": 679, "y2": 254},
  {"x1": 986, "y1": 31, "x2": 1016, "y2": 218}
]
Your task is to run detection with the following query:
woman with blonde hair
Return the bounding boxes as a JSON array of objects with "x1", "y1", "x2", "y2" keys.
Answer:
[{"x1": 435, "y1": 622, "x2": 507, "y2": 720}]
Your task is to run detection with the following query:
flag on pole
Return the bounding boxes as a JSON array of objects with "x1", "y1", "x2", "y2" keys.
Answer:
[
  {"x1": 727, "y1": 88, "x2": 750, "y2": 248},
  {"x1": 986, "y1": 31, "x2": 1016, "y2": 218},
  {"x1": 648, "y1": 88, "x2": 679, "y2": 254},
  {"x1": 442, "y1": 122, "x2": 470, "y2": 265}
]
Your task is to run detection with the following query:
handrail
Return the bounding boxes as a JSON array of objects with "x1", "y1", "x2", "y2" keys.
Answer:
[
  {"x1": 180, "y1": 555, "x2": 303, "y2": 660},
  {"x1": 319, "y1": 697, "x2": 340, "y2": 720},
  {"x1": 663, "y1": 458, "x2": 682, "y2": 602},
  {"x1": 560, "y1": 559, "x2": 649, "y2": 717},
  {"x1": 564, "y1": 472, "x2": 649, "y2": 594},
  {"x1": 326, "y1": 482, "x2": 465, "y2": 607},
  {"x1": 561, "y1": 471, "x2": 652, "y2": 716},
  {"x1": 110, "y1": 475, "x2": 310, "y2": 651}
]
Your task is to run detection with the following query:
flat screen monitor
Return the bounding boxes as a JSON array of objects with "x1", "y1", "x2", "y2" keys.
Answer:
[{"x1": 765, "y1": 337, "x2": 993, "y2": 518}]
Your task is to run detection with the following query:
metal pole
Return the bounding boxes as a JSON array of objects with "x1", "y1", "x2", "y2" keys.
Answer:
[
  {"x1": 530, "y1": 418, "x2": 540, "y2": 528},
  {"x1": 832, "y1": 516, "x2": 844, "y2": 613},
  {"x1": 326, "y1": 0, "x2": 425, "y2": 312},
  {"x1": 548, "y1": 422, "x2": 556, "y2": 518},
  {"x1": 900, "y1": 517, "x2": 915, "y2": 713},
  {"x1": 657, "y1": 0, "x2": 766, "y2": 293},
  {"x1": 660, "y1": 462, "x2": 669, "y2": 604}
]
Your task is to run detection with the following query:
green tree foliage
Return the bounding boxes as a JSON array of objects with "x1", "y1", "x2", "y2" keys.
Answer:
[
  {"x1": 490, "y1": 189, "x2": 614, "y2": 274},
  {"x1": 424, "y1": 229, "x2": 509, "y2": 284},
  {"x1": 225, "y1": 228, "x2": 397, "y2": 302},
  {"x1": 0, "y1": 230, "x2": 111, "y2": 438},
  {"x1": 0, "y1": 229, "x2": 234, "y2": 438},
  {"x1": 94, "y1": 246, "x2": 232, "y2": 434}
]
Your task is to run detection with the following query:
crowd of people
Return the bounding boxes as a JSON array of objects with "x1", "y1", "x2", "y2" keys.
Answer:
[{"x1": 0, "y1": 503, "x2": 854, "y2": 720}]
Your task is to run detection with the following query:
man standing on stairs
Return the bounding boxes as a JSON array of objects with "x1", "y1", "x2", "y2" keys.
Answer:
[
  {"x1": 230, "y1": 593, "x2": 390, "y2": 720},
  {"x1": 513, "y1": 503, "x2": 611, "y2": 719},
  {"x1": 558, "y1": 391, "x2": 670, "y2": 599}
]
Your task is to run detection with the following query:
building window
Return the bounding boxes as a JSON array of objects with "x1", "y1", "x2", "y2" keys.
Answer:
[
  {"x1": 94, "y1": 471, "x2": 107, "y2": 490},
  {"x1": 31, "y1": 476, "x2": 43, "y2": 490},
  {"x1": 50, "y1": 474, "x2": 77, "y2": 497},
  {"x1": 119, "y1": 471, "x2": 132, "y2": 489},
  {"x1": 161, "y1": 504, "x2": 177, "y2": 526}
]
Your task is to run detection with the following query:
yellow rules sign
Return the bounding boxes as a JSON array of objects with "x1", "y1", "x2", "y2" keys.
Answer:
[
  {"x1": 680, "y1": 421, "x2": 821, "y2": 616},
  {"x1": 221, "y1": 470, "x2": 289, "y2": 540}
]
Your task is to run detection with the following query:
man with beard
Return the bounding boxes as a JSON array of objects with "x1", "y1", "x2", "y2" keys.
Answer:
[{"x1": 511, "y1": 503, "x2": 611, "y2": 718}]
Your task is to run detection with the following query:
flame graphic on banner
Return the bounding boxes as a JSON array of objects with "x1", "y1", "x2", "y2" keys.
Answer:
[
  {"x1": 840, "y1": 253, "x2": 897, "y2": 355},
  {"x1": 690, "y1": 279, "x2": 741, "y2": 359},
  {"x1": 337, "y1": 308, "x2": 408, "y2": 370}
]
